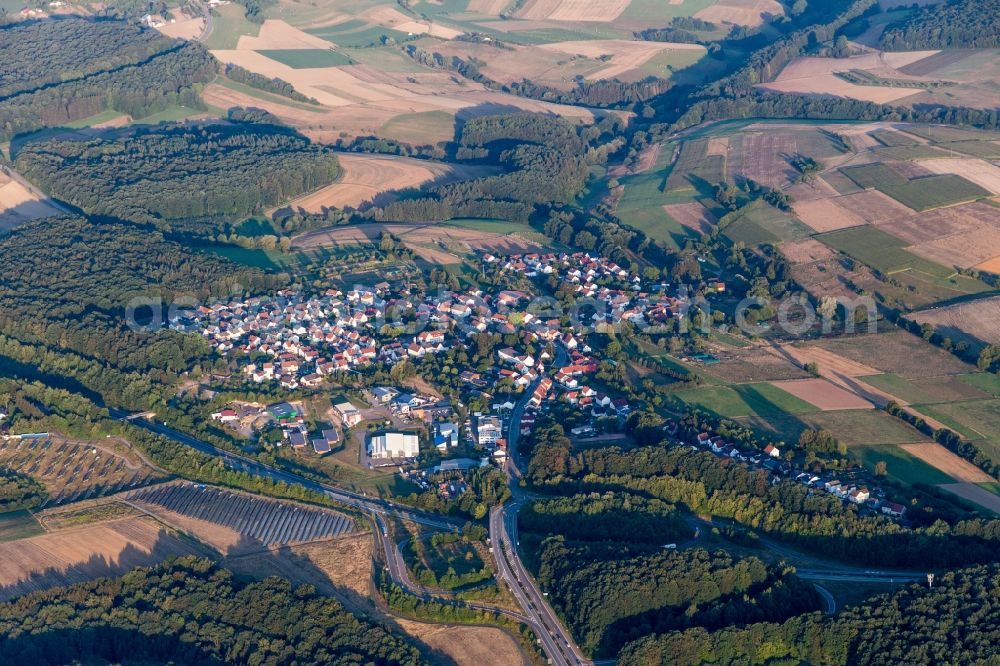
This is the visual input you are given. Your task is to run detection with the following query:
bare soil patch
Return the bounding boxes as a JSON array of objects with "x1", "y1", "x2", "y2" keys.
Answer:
[
  {"x1": 516, "y1": 0, "x2": 630, "y2": 22},
  {"x1": 792, "y1": 197, "x2": 866, "y2": 232},
  {"x1": 908, "y1": 295, "x2": 1000, "y2": 349},
  {"x1": 287, "y1": 154, "x2": 493, "y2": 211},
  {"x1": 835, "y1": 189, "x2": 915, "y2": 222},
  {"x1": 695, "y1": 0, "x2": 784, "y2": 27},
  {"x1": 771, "y1": 378, "x2": 874, "y2": 410},
  {"x1": 237, "y1": 19, "x2": 338, "y2": 50},
  {"x1": 0, "y1": 179, "x2": 63, "y2": 231},
  {"x1": 468, "y1": 0, "x2": 511, "y2": 12},
  {"x1": 939, "y1": 482, "x2": 1000, "y2": 513},
  {"x1": 786, "y1": 177, "x2": 840, "y2": 201},
  {"x1": 975, "y1": 255, "x2": 1000, "y2": 274},
  {"x1": 814, "y1": 330, "x2": 974, "y2": 378},
  {"x1": 663, "y1": 201, "x2": 717, "y2": 235},
  {"x1": 780, "y1": 237, "x2": 837, "y2": 264},
  {"x1": 155, "y1": 14, "x2": 205, "y2": 40},
  {"x1": 734, "y1": 133, "x2": 798, "y2": 189},
  {"x1": 226, "y1": 533, "x2": 526, "y2": 666},
  {"x1": 0, "y1": 517, "x2": 202, "y2": 600},
  {"x1": 900, "y1": 443, "x2": 995, "y2": 482}
]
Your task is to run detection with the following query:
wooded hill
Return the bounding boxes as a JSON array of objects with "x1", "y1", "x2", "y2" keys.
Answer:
[
  {"x1": 0, "y1": 215, "x2": 281, "y2": 377},
  {"x1": 14, "y1": 123, "x2": 340, "y2": 236},
  {"x1": 0, "y1": 557, "x2": 422, "y2": 665},
  {"x1": 618, "y1": 563, "x2": 1000, "y2": 665},
  {"x1": 0, "y1": 18, "x2": 171, "y2": 99},
  {"x1": 0, "y1": 19, "x2": 215, "y2": 140},
  {"x1": 880, "y1": 0, "x2": 1000, "y2": 50}
]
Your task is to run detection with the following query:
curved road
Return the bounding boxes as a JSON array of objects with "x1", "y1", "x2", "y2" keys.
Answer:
[{"x1": 113, "y1": 408, "x2": 573, "y2": 664}]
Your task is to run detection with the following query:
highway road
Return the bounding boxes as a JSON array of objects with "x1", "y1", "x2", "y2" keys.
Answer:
[
  {"x1": 488, "y1": 344, "x2": 592, "y2": 666},
  {"x1": 112, "y1": 408, "x2": 576, "y2": 663}
]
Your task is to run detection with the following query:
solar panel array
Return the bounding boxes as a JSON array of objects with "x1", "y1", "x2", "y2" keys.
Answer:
[{"x1": 126, "y1": 484, "x2": 355, "y2": 546}]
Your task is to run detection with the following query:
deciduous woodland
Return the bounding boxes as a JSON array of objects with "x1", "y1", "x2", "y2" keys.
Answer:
[
  {"x1": 0, "y1": 558, "x2": 421, "y2": 665},
  {"x1": 14, "y1": 124, "x2": 340, "y2": 235}
]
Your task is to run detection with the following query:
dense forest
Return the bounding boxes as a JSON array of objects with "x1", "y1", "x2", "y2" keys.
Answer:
[
  {"x1": 0, "y1": 34, "x2": 214, "y2": 140},
  {"x1": 880, "y1": 0, "x2": 1000, "y2": 50},
  {"x1": 0, "y1": 469, "x2": 46, "y2": 512},
  {"x1": 0, "y1": 557, "x2": 422, "y2": 665},
  {"x1": 519, "y1": 492, "x2": 688, "y2": 544},
  {"x1": 373, "y1": 113, "x2": 622, "y2": 225},
  {"x1": 525, "y1": 418, "x2": 1000, "y2": 570},
  {"x1": 533, "y1": 539, "x2": 818, "y2": 657},
  {"x1": 0, "y1": 215, "x2": 280, "y2": 376},
  {"x1": 0, "y1": 18, "x2": 170, "y2": 99},
  {"x1": 618, "y1": 563, "x2": 1000, "y2": 665},
  {"x1": 14, "y1": 124, "x2": 340, "y2": 236}
]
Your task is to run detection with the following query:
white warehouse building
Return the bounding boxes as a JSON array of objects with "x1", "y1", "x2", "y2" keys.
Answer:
[{"x1": 369, "y1": 432, "x2": 420, "y2": 459}]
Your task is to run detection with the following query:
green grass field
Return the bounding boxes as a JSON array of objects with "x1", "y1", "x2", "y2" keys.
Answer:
[
  {"x1": 133, "y1": 105, "x2": 218, "y2": 125},
  {"x1": 852, "y1": 444, "x2": 956, "y2": 485},
  {"x1": 665, "y1": 139, "x2": 725, "y2": 193},
  {"x1": 257, "y1": 49, "x2": 354, "y2": 68},
  {"x1": 861, "y1": 373, "x2": 992, "y2": 405},
  {"x1": 840, "y1": 162, "x2": 990, "y2": 211},
  {"x1": 723, "y1": 203, "x2": 812, "y2": 246},
  {"x1": 0, "y1": 510, "x2": 43, "y2": 542},
  {"x1": 63, "y1": 110, "x2": 126, "y2": 129},
  {"x1": 959, "y1": 373, "x2": 1000, "y2": 398},
  {"x1": 676, "y1": 383, "x2": 816, "y2": 419},
  {"x1": 870, "y1": 129, "x2": 920, "y2": 147},
  {"x1": 616, "y1": 144, "x2": 697, "y2": 248},
  {"x1": 379, "y1": 110, "x2": 456, "y2": 144},
  {"x1": 817, "y1": 226, "x2": 955, "y2": 277},
  {"x1": 741, "y1": 409, "x2": 924, "y2": 447},
  {"x1": 204, "y1": 3, "x2": 261, "y2": 49},
  {"x1": 308, "y1": 24, "x2": 412, "y2": 48},
  {"x1": 917, "y1": 399, "x2": 1000, "y2": 464}
]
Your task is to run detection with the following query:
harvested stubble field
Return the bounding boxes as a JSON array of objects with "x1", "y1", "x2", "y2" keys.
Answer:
[
  {"x1": 0, "y1": 171, "x2": 63, "y2": 231},
  {"x1": 225, "y1": 531, "x2": 527, "y2": 666},
  {"x1": 813, "y1": 331, "x2": 974, "y2": 379},
  {"x1": 294, "y1": 222, "x2": 542, "y2": 262},
  {"x1": 898, "y1": 443, "x2": 994, "y2": 483},
  {"x1": 694, "y1": 0, "x2": 783, "y2": 26},
  {"x1": 757, "y1": 51, "x2": 938, "y2": 104},
  {"x1": 285, "y1": 153, "x2": 495, "y2": 211},
  {"x1": 703, "y1": 348, "x2": 813, "y2": 383},
  {"x1": 0, "y1": 517, "x2": 202, "y2": 601},
  {"x1": 538, "y1": 40, "x2": 706, "y2": 81},
  {"x1": 908, "y1": 296, "x2": 1000, "y2": 351},
  {"x1": 882, "y1": 204, "x2": 1000, "y2": 270},
  {"x1": 662, "y1": 201, "x2": 717, "y2": 235},
  {"x1": 770, "y1": 378, "x2": 874, "y2": 411},
  {"x1": 515, "y1": 0, "x2": 631, "y2": 22},
  {"x1": 791, "y1": 197, "x2": 865, "y2": 233},
  {"x1": 0, "y1": 435, "x2": 162, "y2": 507}
]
